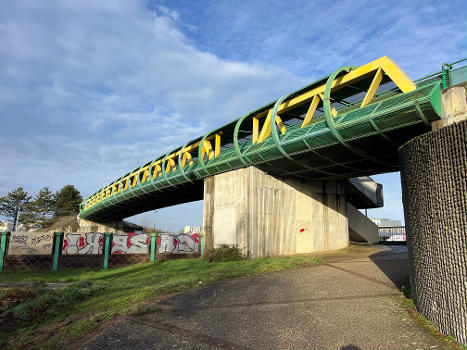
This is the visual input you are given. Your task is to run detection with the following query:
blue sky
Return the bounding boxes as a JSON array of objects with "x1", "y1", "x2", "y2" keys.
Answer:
[{"x1": 0, "y1": 0, "x2": 465, "y2": 231}]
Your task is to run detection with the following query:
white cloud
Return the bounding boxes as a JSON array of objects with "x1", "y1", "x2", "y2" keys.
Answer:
[
  {"x1": 0, "y1": 0, "x2": 465, "y2": 228},
  {"x1": 0, "y1": 1, "x2": 304, "y2": 229}
]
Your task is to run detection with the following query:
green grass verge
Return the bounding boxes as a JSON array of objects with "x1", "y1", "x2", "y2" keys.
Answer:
[{"x1": 0, "y1": 255, "x2": 320, "y2": 349}]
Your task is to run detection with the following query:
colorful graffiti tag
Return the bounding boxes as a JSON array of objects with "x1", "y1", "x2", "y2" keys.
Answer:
[
  {"x1": 7, "y1": 232, "x2": 54, "y2": 255},
  {"x1": 111, "y1": 233, "x2": 149, "y2": 254},
  {"x1": 157, "y1": 233, "x2": 199, "y2": 254},
  {"x1": 62, "y1": 232, "x2": 103, "y2": 255}
]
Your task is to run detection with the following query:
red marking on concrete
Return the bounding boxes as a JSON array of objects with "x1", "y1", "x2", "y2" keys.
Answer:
[
  {"x1": 299, "y1": 228, "x2": 306, "y2": 233},
  {"x1": 62, "y1": 239, "x2": 69, "y2": 251},
  {"x1": 79, "y1": 237, "x2": 85, "y2": 247},
  {"x1": 192, "y1": 233, "x2": 199, "y2": 243}
]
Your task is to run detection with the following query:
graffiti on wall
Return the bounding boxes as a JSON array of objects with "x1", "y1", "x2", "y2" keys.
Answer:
[
  {"x1": 7, "y1": 231, "x2": 54, "y2": 255},
  {"x1": 111, "y1": 233, "x2": 149, "y2": 254},
  {"x1": 62, "y1": 232, "x2": 103, "y2": 255},
  {"x1": 157, "y1": 233, "x2": 199, "y2": 254}
]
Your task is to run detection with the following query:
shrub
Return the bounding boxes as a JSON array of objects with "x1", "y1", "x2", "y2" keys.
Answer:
[{"x1": 203, "y1": 245, "x2": 244, "y2": 262}]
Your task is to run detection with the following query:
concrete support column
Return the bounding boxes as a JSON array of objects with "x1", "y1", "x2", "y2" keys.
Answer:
[
  {"x1": 203, "y1": 166, "x2": 348, "y2": 258},
  {"x1": 399, "y1": 84, "x2": 467, "y2": 344}
]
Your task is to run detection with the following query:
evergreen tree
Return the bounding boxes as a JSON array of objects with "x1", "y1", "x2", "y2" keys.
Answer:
[
  {"x1": 0, "y1": 187, "x2": 31, "y2": 231},
  {"x1": 54, "y1": 185, "x2": 82, "y2": 217},
  {"x1": 20, "y1": 187, "x2": 55, "y2": 229}
]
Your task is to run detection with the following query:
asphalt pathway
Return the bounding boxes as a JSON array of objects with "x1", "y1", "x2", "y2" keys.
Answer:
[{"x1": 76, "y1": 245, "x2": 451, "y2": 350}]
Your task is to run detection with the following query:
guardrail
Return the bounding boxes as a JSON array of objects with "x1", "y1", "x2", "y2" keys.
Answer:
[{"x1": 378, "y1": 226, "x2": 406, "y2": 243}]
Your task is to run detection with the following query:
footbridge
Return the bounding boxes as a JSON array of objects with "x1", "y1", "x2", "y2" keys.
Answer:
[
  {"x1": 80, "y1": 56, "x2": 444, "y2": 221},
  {"x1": 78, "y1": 54, "x2": 467, "y2": 345}
]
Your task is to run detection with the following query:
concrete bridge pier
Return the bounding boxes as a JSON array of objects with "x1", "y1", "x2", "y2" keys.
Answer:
[
  {"x1": 203, "y1": 166, "x2": 349, "y2": 258},
  {"x1": 399, "y1": 83, "x2": 467, "y2": 344}
]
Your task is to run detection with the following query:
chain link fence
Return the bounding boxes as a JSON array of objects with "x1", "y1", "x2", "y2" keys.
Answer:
[{"x1": 0, "y1": 231, "x2": 203, "y2": 271}]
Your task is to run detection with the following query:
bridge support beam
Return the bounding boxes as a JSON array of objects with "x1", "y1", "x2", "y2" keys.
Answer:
[
  {"x1": 203, "y1": 166, "x2": 349, "y2": 258},
  {"x1": 399, "y1": 83, "x2": 467, "y2": 344}
]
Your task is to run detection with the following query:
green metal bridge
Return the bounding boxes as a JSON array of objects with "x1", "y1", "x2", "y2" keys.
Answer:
[{"x1": 79, "y1": 57, "x2": 466, "y2": 221}]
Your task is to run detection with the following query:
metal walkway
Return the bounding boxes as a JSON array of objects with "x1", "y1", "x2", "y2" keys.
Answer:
[{"x1": 80, "y1": 57, "x2": 449, "y2": 220}]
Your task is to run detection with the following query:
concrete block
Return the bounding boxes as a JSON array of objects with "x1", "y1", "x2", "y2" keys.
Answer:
[
  {"x1": 203, "y1": 167, "x2": 349, "y2": 258},
  {"x1": 432, "y1": 83, "x2": 467, "y2": 131}
]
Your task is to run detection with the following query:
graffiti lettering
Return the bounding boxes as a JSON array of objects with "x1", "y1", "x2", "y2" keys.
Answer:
[
  {"x1": 30, "y1": 234, "x2": 52, "y2": 245},
  {"x1": 158, "y1": 233, "x2": 199, "y2": 254},
  {"x1": 111, "y1": 233, "x2": 149, "y2": 254},
  {"x1": 11, "y1": 235, "x2": 28, "y2": 246},
  {"x1": 7, "y1": 232, "x2": 54, "y2": 255},
  {"x1": 62, "y1": 232, "x2": 103, "y2": 255}
]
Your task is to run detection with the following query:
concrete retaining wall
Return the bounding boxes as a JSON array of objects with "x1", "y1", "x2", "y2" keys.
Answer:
[{"x1": 399, "y1": 120, "x2": 467, "y2": 344}]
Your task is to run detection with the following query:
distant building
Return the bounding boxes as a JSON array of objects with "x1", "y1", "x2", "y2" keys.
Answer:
[
  {"x1": 370, "y1": 218, "x2": 406, "y2": 242},
  {"x1": 184, "y1": 226, "x2": 202, "y2": 234},
  {"x1": 370, "y1": 218, "x2": 402, "y2": 227}
]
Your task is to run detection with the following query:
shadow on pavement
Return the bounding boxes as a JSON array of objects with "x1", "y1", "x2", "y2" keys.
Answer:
[
  {"x1": 369, "y1": 244, "x2": 409, "y2": 289},
  {"x1": 341, "y1": 345, "x2": 361, "y2": 350}
]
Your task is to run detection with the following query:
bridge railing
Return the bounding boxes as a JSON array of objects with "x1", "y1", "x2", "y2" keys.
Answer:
[
  {"x1": 80, "y1": 57, "x2": 444, "y2": 220},
  {"x1": 378, "y1": 226, "x2": 406, "y2": 243}
]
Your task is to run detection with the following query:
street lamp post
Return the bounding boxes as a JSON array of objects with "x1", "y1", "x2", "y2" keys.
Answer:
[{"x1": 166, "y1": 217, "x2": 170, "y2": 234}]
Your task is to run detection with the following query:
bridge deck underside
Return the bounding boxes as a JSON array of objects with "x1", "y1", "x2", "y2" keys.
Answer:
[{"x1": 81, "y1": 77, "x2": 442, "y2": 221}]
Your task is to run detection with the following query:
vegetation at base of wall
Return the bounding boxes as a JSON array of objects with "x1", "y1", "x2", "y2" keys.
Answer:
[
  {"x1": 0, "y1": 254, "x2": 321, "y2": 349},
  {"x1": 203, "y1": 245, "x2": 244, "y2": 262},
  {"x1": 400, "y1": 283, "x2": 466, "y2": 350}
]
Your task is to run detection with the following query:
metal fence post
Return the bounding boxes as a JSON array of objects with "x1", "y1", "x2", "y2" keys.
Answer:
[
  {"x1": 150, "y1": 232, "x2": 156, "y2": 262},
  {"x1": 200, "y1": 233, "x2": 205, "y2": 256},
  {"x1": 0, "y1": 231, "x2": 8, "y2": 272},
  {"x1": 103, "y1": 232, "x2": 112, "y2": 269},
  {"x1": 52, "y1": 232, "x2": 63, "y2": 271}
]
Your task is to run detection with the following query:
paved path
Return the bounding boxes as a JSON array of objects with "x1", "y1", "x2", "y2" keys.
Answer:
[{"x1": 77, "y1": 246, "x2": 451, "y2": 350}]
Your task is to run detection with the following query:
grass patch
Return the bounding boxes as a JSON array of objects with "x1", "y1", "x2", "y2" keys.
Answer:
[{"x1": 0, "y1": 255, "x2": 320, "y2": 349}]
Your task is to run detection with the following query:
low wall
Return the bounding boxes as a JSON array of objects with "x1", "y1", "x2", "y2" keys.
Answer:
[
  {"x1": 0, "y1": 231, "x2": 201, "y2": 270},
  {"x1": 399, "y1": 120, "x2": 467, "y2": 344}
]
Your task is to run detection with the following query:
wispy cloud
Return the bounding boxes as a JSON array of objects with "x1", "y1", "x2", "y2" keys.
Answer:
[
  {"x1": 165, "y1": 0, "x2": 466, "y2": 77},
  {"x1": 0, "y1": 0, "x2": 465, "y2": 228},
  {"x1": 0, "y1": 1, "x2": 303, "y2": 196}
]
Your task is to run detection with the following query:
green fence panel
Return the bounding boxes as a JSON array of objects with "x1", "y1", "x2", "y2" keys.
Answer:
[
  {"x1": 52, "y1": 232, "x2": 63, "y2": 271},
  {"x1": 103, "y1": 232, "x2": 112, "y2": 269}
]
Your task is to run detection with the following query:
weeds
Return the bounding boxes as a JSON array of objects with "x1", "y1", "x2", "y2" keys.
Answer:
[
  {"x1": 401, "y1": 284, "x2": 411, "y2": 298},
  {"x1": 132, "y1": 304, "x2": 163, "y2": 316},
  {"x1": 0, "y1": 280, "x2": 108, "y2": 331},
  {"x1": 203, "y1": 245, "x2": 244, "y2": 262},
  {"x1": 445, "y1": 335, "x2": 457, "y2": 343}
]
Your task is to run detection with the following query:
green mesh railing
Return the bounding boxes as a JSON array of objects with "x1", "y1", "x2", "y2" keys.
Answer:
[{"x1": 80, "y1": 75, "x2": 442, "y2": 220}]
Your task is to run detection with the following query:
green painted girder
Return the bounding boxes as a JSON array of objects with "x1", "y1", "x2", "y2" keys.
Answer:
[{"x1": 80, "y1": 76, "x2": 442, "y2": 220}]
